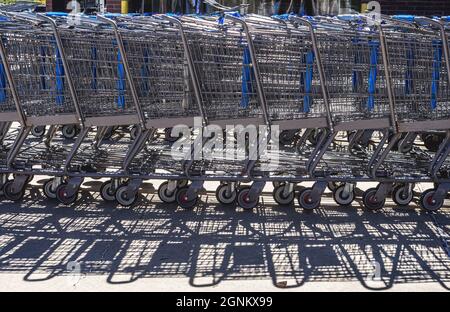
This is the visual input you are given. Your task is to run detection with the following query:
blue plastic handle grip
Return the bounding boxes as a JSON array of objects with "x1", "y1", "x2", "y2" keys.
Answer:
[
  {"x1": 46, "y1": 12, "x2": 69, "y2": 17},
  {"x1": 392, "y1": 15, "x2": 416, "y2": 22},
  {"x1": 442, "y1": 16, "x2": 450, "y2": 22}
]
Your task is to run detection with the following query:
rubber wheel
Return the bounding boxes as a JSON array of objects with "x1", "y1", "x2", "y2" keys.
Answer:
[
  {"x1": 273, "y1": 185, "x2": 295, "y2": 206},
  {"x1": 56, "y1": 183, "x2": 78, "y2": 205},
  {"x1": 164, "y1": 128, "x2": 179, "y2": 143},
  {"x1": 31, "y1": 126, "x2": 45, "y2": 138},
  {"x1": 298, "y1": 188, "x2": 321, "y2": 210},
  {"x1": 62, "y1": 125, "x2": 77, "y2": 140},
  {"x1": 100, "y1": 180, "x2": 116, "y2": 202},
  {"x1": 363, "y1": 188, "x2": 385, "y2": 211},
  {"x1": 3, "y1": 180, "x2": 25, "y2": 201},
  {"x1": 177, "y1": 180, "x2": 189, "y2": 188},
  {"x1": 115, "y1": 185, "x2": 138, "y2": 207},
  {"x1": 279, "y1": 130, "x2": 296, "y2": 145},
  {"x1": 333, "y1": 185, "x2": 355, "y2": 206},
  {"x1": 237, "y1": 187, "x2": 259, "y2": 210},
  {"x1": 176, "y1": 187, "x2": 198, "y2": 209},
  {"x1": 327, "y1": 181, "x2": 340, "y2": 192},
  {"x1": 420, "y1": 189, "x2": 444, "y2": 212},
  {"x1": 158, "y1": 181, "x2": 177, "y2": 203},
  {"x1": 392, "y1": 184, "x2": 413, "y2": 206},
  {"x1": 130, "y1": 126, "x2": 138, "y2": 140},
  {"x1": 43, "y1": 179, "x2": 58, "y2": 199},
  {"x1": 216, "y1": 183, "x2": 237, "y2": 205}
]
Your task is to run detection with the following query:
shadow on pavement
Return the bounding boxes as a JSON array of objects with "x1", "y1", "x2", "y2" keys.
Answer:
[{"x1": 0, "y1": 183, "x2": 449, "y2": 291}]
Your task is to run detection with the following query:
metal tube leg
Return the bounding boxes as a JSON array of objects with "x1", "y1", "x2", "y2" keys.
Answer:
[
  {"x1": 307, "y1": 131, "x2": 336, "y2": 177},
  {"x1": 7, "y1": 126, "x2": 31, "y2": 168},
  {"x1": 64, "y1": 127, "x2": 90, "y2": 172}
]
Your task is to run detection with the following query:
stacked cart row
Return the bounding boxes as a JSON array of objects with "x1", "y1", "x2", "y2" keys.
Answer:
[{"x1": 0, "y1": 11, "x2": 449, "y2": 210}]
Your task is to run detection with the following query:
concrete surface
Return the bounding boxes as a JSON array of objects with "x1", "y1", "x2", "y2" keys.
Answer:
[{"x1": 0, "y1": 179, "x2": 449, "y2": 292}]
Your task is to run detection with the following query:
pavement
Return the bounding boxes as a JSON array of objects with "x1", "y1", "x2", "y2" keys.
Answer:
[{"x1": 0, "y1": 179, "x2": 449, "y2": 292}]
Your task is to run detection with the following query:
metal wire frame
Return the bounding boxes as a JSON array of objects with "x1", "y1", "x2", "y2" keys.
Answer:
[
  {"x1": 0, "y1": 16, "x2": 77, "y2": 121},
  {"x1": 382, "y1": 19, "x2": 450, "y2": 124},
  {"x1": 116, "y1": 15, "x2": 202, "y2": 125}
]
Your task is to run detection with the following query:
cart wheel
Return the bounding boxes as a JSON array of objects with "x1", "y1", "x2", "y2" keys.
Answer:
[
  {"x1": 56, "y1": 183, "x2": 78, "y2": 205},
  {"x1": 237, "y1": 187, "x2": 259, "y2": 210},
  {"x1": 333, "y1": 185, "x2": 355, "y2": 206},
  {"x1": 399, "y1": 142, "x2": 413, "y2": 154},
  {"x1": 115, "y1": 185, "x2": 138, "y2": 207},
  {"x1": 176, "y1": 187, "x2": 198, "y2": 209},
  {"x1": 298, "y1": 188, "x2": 321, "y2": 210},
  {"x1": 130, "y1": 126, "x2": 138, "y2": 140},
  {"x1": 43, "y1": 179, "x2": 58, "y2": 199},
  {"x1": 420, "y1": 189, "x2": 443, "y2": 212},
  {"x1": 216, "y1": 183, "x2": 237, "y2": 205},
  {"x1": 273, "y1": 185, "x2": 294, "y2": 206},
  {"x1": 327, "y1": 181, "x2": 340, "y2": 192},
  {"x1": 392, "y1": 184, "x2": 413, "y2": 206},
  {"x1": 31, "y1": 126, "x2": 45, "y2": 138},
  {"x1": 164, "y1": 128, "x2": 179, "y2": 143},
  {"x1": 272, "y1": 181, "x2": 284, "y2": 188},
  {"x1": 62, "y1": 125, "x2": 77, "y2": 140},
  {"x1": 3, "y1": 180, "x2": 25, "y2": 201},
  {"x1": 362, "y1": 188, "x2": 385, "y2": 211},
  {"x1": 177, "y1": 179, "x2": 189, "y2": 188},
  {"x1": 100, "y1": 180, "x2": 117, "y2": 202},
  {"x1": 279, "y1": 130, "x2": 296, "y2": 145},
  {"x1": 158, "y1": 181, "x2": 177, "y2": 203}
]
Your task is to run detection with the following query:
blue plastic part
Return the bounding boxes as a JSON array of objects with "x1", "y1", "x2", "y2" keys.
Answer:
[
  {"x1": 91, "y1": 46, "x2": 97, "y2": 90},
  {"x1": 241, "y1": 46, "x2": 254, "y2": 109},
  {"x1": 0, "y1": 58, "x2": 6, "y2": 104},
  {"x1": 303, "y1": 50, "x2": 314, "y2": 113},
  {"x1": 392, "y1": 15, "x2": 416, "y2": 22},
  {"x1": 195, "y1": 0, "x2": 202, "y2": 14},
  {"x1": 431, "y1": 39, "x2": 443, "y2": 110},
  {"x1": 405, "y1": 48, "x2": 414, "y2": 95},
  {"x1": 117, "y1": 51, "x2": 126, "y2": 109},
  {"x1": 55, "y1": 45, "x2": 64, "y2": 105},
  {"x1": 46, "y1": 12, "x2": 69, "y2": 17},
  {"x1": 367, "y1": 40, "x2": 379, "y2": 111},
  {"x1": 0, "y1": 16, "x2": 10, "y2": 22},
  {"x1": 272, "y1": 14, "x2": 291, "y2": 21},
  {"x1": 442, "y1": 16, "x2": 450, "y2": 22}
]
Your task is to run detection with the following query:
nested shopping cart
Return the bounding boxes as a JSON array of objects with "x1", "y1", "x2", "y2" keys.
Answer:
[{"x1": 0, "y1": 11, "x2": 85, "y2": 201}]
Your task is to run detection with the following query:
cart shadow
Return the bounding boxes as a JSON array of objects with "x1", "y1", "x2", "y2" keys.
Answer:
[{"x1": 0, "y1": 184, "x2": 449, "y2": 291}]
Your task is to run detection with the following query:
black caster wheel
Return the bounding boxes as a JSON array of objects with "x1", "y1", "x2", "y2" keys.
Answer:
[
  {"x1": 279, "y1": 130, "x2": 296, "y2": 146},
  {"x1": 273, "y1": 185, "x2": 294, "y2": 206},
  {"x1": 56, "y1": 183, "x2": 78, "y2": 205},
  {"x1": 216, "y1": 183, "x2": 237, "y2": 205},
  {"x1": 100, "y1": 180, "x2": 117, "y2": 202},
  {"x1": 115, "y1": 185, "x2": 138, "y2": 207},
  {"x1": 392, "y1": 184, "x2": 413, "y2": 206},
  {"x1": 31, "y1": 126, "x2": 45, "y2": 138},
  {"x1": 420, "y1": 189, "x2": 443, "y2": 212},
  {"x1": 272, "y1": 181, "x2": 285, "y2": 188},
  {"x1": 43, "y1": 179, "x2": 58, "y2": 199},
  {"x1": 333, "y1": 185, "x2": 355, "y2": 206},
  {"x1": 176, "y1": 187, "x2": 198, "y2": 209},
  {"x1": 164, "y1": 128, "x2": 179, "y2": 143},
  {"x1": 130, "y1": 126, "x2": 138, "y2": 141},
  {"x1": 3, "y1": 180, "x2": 25, "y2": 201},
  {"x1": 158, "y1": 181, "x2": 177, "y2": 203},
  {"x1": 62, "y1": 125, "x2": 77, "y2": 140},
  {"x1": 237, "y1": 187, "x2": 259, "y2": 210},
  {"x1": 363, "y1": 188, "x2": 385, "y2": 211},
  {"x1": 327, "y1": 181, "x2": 340, "y2": 192},
  {"x1": 297, "y1": 188, "x2": 321, "y2": 210},
  {"x1": 177, "y1": 179, "x2": 189, "y2": 188}
]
